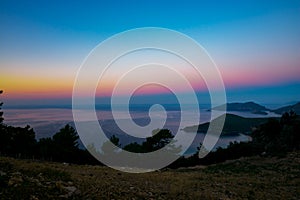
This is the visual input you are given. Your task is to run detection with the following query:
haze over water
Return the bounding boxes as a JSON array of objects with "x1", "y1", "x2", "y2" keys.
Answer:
[{"x1": 3, "y1": 106, "x2": 281, "y2": 155}]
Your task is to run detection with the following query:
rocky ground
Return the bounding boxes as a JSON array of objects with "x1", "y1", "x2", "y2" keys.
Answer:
[{"x1": 0, "y1": 152, "x2": 299, "y2": 199}]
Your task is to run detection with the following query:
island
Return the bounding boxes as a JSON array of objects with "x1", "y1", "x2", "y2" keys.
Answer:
[
  {"x1": 211, "y1": 101, "x2": 269, "y2": 115},
  {"x1": 182, "y1": 114, "x2": 272, "y2": 136}
]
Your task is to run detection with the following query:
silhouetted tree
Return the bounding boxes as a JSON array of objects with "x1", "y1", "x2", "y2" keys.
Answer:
[
  {"x1": 110, "y1": 135, "x2": 121, "y2": 147},
  {"x1": 100, "y1": 134, "x2": 121, "y2": 157},
  {"x1": 0, "y1": 125, "x2": 36, "y2": 158},
  {"x1": 37, "y1": 137, "x2": 54, "y2": 160},
  {"x1": 280, "y1": 110, "x2": 297, "y2": 125},
  {"x1": 0, "y1": 90, "x2": 8, "y2": 155},
  {"x1": 52, "y1": 124, "x2": 79, "y2": 162},
  {"x1": 249, "y1": 111, "x2": 300, "y2": 156},
  {"x1": 123, "y1": 129, "x2": 179, "y2": 154},
  {"x1": 53, "y1": 124, "x2": 79, "y2": 148},
  {"x1": 0, "y1": 91, "x2": 37, "y2": 158},
  {"x1": 143, "y1": 129, "x2": 174, "y2": 152},
  {"x1": 0, "y1": 90, "x2": 3, "y2": 125},
  {"x1": 280, "y1": 111, "x2": 300, "y2": 151},
  {"x1": 0, "y1": 91, "x2": 100, "y2": 164},
  {"x1": 123, "y1": 142, "x2": 144, "y2": 153}
]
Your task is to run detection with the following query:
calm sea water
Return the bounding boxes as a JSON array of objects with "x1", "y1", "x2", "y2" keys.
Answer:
[{"x1": 3, "y1": 108, "x2": 280, "y2": 155}]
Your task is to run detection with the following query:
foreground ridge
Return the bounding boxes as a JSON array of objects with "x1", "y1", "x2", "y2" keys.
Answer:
[{"x1": 0, "y1": 151, "x2": 299, "y2": 199}]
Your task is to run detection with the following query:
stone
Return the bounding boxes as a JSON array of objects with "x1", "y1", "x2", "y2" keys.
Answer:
[
  {"x1": 0, "y1": 171, "x2": 6, "y2": 176},
  {"x1": 8, "y1": 176, "x2": 23, "y2": 186},
  {"x1": 63, "y1": 186, "x2": 78, "y2": 197}
]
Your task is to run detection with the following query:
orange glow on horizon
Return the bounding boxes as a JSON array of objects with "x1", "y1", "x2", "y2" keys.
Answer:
[
  {"x1": 1, "y1": 73, "x2": 74, "y2": 99},
  {"x1": 2, "y1": 64, "x2": 300, "y2": 100}
]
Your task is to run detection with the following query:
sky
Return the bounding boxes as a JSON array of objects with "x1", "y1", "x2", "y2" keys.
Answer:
[{"x1": 1, "y1": 0, "x2": 300, "y2": 107}]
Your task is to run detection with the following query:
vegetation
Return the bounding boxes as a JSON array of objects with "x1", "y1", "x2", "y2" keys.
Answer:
[
  {"x1": 0, "y1": 91, "x2": 98, "y2": 164},
  {"x1": 123, "y1": 129, "x2": 178, "y2": 153},
  {"x1": 173, "y1": 110, "x2": 300, "y2": 168},
  {"x1": 252, "y1": 110, "x2": 300, "y2": 155},
  {"x1": 183, "y1": 113, "x2": 270, "y2": 135}
]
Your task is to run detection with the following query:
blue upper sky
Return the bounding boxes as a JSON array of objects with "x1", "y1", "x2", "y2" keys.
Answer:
[{"x1": 0, "y1": 0, "x2": 300, "y2": 106}]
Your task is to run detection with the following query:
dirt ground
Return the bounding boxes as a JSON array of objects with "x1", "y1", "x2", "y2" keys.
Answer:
[{"x1": 0, "y1": 152, "x2": 299, "y2": 200}]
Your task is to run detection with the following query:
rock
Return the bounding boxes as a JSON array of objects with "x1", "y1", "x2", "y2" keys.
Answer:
[
  {"x1": 148, "y1": 192, "x2": 153, "y2": 196},
  {"x1": 8, "y1": 175, "x2": 23, "y2": 186},
  {"x1": 67, "y1": 181, "x2": 73, "y2": 185},
  {"x1": 55, "y1": 181, "x2": 64, "y2": 192},
  {"x1": 29, "y1": 178, "x2": 42, "y2": 187},
  {"x1": 11, "y1": 172, "x2": 21, "y2": 176},
  {"x1": 58, "y1": 194, "x2": 69, "y2": 198},
  {"x1": 30, "y1": 195, "x2": 39, "y2": 200},
  {"x1": 63, "y1": 186, "x2": 79, "y2": 197},
  {"x1": 37, "y1": 173, "x2": 45, "y2": 181},
  {"x1": 0, "y1": 171, "x2": 6, "y2": 176},
  {"x1": 65, "y1": 186, "x2": 77, "y2": 193}
]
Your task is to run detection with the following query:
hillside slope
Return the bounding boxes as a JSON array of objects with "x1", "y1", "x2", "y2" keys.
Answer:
[{"x1": 1, "y1": 152, "x2": 299, "y2": 199}]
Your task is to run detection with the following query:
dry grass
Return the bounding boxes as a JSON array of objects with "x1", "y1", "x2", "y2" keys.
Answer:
[{"x1": 0, "y1": 152, "x2": 299, "y2": 199}]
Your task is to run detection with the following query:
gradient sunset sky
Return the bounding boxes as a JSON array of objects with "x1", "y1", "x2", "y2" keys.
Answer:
[{"x1": 1, "y1": 0, "x2": 300, "y2": 107}]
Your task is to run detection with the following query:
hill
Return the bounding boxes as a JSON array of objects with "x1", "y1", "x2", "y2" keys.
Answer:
[
  {"x1": 0, "y1": 152, "x2": 299, "y2": 199},
  {"x1": 212, "y1": 101, "x2": 269, "y2": 115},
  {"x1": 272, "y1": 102, "x2": 300, "y2": 114},
  {"x1": 183, "y1": 114, "x2": 271, "y2": 136}
]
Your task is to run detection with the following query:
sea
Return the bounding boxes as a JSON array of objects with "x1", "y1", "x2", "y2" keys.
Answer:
[{"x1": 3, "y1": 106, "x2": 281, "y2": 155}]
